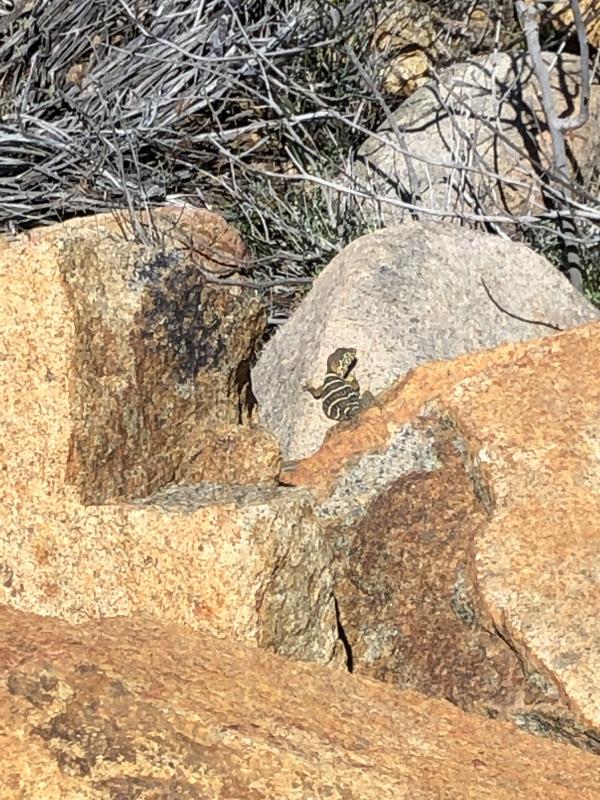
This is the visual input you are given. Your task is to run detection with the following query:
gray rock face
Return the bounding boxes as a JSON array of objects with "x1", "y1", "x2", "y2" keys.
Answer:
[
  {"x1": 252, "y1": 222, "x2": 599, "y2": 460},
  {"x1": 350, "y1": 51, "x2": 600, "y2": 226}
]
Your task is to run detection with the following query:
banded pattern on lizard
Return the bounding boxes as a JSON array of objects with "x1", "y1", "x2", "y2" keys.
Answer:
[{"x1": 303, "y1": 347, "x2": 374, "y2": 421}]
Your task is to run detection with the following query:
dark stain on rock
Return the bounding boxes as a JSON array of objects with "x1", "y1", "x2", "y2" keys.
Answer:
[
  {"x1": 515, "y1": 712, "x2": 600, "y2": 755},
  {"x1": 130, "y1": 250, "x2": 177, "y2": 287},
  {"x1": 17, "y1": 662, "x2": 260, "y2": 793},
  {"x1": 30, "y1": 671, "x2": 139, "y2": 776},
  {"x1": 7, "y1": 669, "x2": 59, "y2": 708},
  {"x1": 134, "y1": 251, "x2": 226, "y2": 382},
  {"x1": 0, "y1": 561, "x2": 13, "y2": 588},
  {"x1": 333, "y1": 420, "x2": 565, "y2": 724},
  {"x1": 60, "y1": 241, "x2": 266, "y2": 504}
]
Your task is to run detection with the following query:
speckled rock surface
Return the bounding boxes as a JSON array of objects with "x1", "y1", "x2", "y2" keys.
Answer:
[
  {"x1": 253, "y1": 223, "x2": 598, "y2": 460},
  {"x1": 440, "y1": 324, "x2": 600, "y2": 735},
  {"x1": 56, "y1": 208, "x2": 273, "y2": 501},
  {"x1": 176, "y1": 424, "x2": 281, "y2": 486},
  {"x1": 353, "y1": 51, "x2": 600, "y2": 226},
  {"x1": 0, "y1": 210, "x2": 336, "y2": 663},
  {"x1": 284, "y1": 321, "x2": 600, "y2": 747},
  {"x1": 2, "y1": 605, "x2": 600, "y2": 800},
  {"x1": 2, "y1": 206, "x2": 279, "y2": 506},
  {"x1": 0, "y1": 482, "x2": 339, "y2": 663},
  {"x1": 331, "y1": 418, "x2": 594, "y2": 747}
]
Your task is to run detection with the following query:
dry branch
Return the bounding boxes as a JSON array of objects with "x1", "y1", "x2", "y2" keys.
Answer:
[
  {"x1": 0, "y1": 0, "x2": 598, "y2": 322},
  {"x1": 516, "y1": 0, "x2": 591, "y2": 290}
]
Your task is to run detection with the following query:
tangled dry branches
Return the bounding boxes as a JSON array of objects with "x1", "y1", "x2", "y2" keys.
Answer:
[{"x1": 0, "y1": 0, "x2": 599, "y2": 320}]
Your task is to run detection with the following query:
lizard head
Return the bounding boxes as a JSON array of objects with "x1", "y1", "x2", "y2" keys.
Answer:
[{"x1": 327, "y1": 347, "x2": 357, "y2": 378}]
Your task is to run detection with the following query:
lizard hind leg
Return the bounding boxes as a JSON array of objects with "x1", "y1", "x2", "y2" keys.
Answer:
[{"x1": 360, "y1": 390, "x2": 376, "y2": 410}]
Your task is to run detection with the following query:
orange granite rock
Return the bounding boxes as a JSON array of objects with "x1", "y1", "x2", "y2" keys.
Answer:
[
  {"x1": 439, "y1": 324, "x2": 600, "y2": 732},
  {"x1": 284, "y1": 322, "x2": 600, "y2": 745},
  {"x1": 2, "y1": 604, "x2": 600, "y2": 799},
  {"x1": 0, "y1": 209, "x2": 337, "y2": 664},
  {"x1": 280, "y1": 339, "x2": 535, "y2": 499}
]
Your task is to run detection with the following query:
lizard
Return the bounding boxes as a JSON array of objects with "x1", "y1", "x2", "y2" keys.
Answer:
[{"x1": 303, "y1": 347, "x2": 375, "y2": 421}]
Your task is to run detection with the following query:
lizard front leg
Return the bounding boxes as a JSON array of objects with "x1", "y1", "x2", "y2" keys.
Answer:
[
  {"x1": 348, "y1": 374, "x2": 376, "y2": 410},
  {"x1": 303, "y1": 382, "x2": 324, "y2": 399}
]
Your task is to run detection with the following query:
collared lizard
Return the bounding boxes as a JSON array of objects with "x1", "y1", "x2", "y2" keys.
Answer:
[{"x1": 303, "y1": 347, "x2": 375, "y2": 421}]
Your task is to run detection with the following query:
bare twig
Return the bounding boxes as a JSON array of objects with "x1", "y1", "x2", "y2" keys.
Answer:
[
  {"x1": 559, "y1": 0, "x2": 590, "y2": 131},
  {"x1": 343, "y1": 44, "x2": 422, "y2": 215},
  {"x1": 480, "y1": 277, "x2": 562, "y2": 330},
  {"x1": 516, "y1": 0, "x2": 591, "y2": 290}
]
